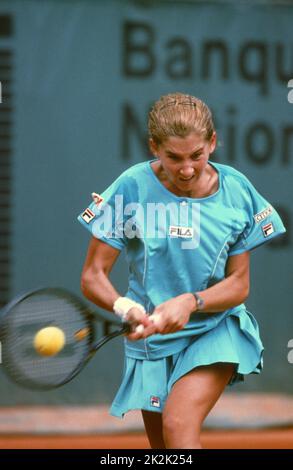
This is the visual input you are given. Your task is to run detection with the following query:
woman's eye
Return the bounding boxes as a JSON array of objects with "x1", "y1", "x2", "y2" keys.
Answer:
[{"x1": 167, "y1": 154, "x2": 201, "y2": 161}]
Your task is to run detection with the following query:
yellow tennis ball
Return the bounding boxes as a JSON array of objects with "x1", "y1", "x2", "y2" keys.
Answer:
[{"x1": 34, "y1": 326, "x2": 65, "y2": 357}]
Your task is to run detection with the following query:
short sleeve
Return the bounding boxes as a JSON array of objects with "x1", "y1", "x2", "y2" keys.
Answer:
[
  {"x1": 229, "y1": 178, "x2": 286, "y2": 255},
  {"x1": 77, "y1": 175, "x2": 133, "y2": 251}
]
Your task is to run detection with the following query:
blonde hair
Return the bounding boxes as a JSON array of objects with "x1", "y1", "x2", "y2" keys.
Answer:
[{"x1": 148, "y1": 92, "x2": 215, "y2": 145}]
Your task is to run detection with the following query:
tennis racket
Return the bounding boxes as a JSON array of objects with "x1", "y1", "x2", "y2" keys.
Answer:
[{"x1": 0, "y1": 287, "x2": 132, "y2": 390}]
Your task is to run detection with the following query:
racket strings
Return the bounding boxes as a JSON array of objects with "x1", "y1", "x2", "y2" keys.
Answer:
[{"x1": 1, "y1": 291, "x2": 94, "y2": 389}]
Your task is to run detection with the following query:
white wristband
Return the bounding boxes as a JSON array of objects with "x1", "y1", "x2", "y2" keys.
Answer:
[{"x1": 113, "y1": 297, "x2": 146, "y2": 320}]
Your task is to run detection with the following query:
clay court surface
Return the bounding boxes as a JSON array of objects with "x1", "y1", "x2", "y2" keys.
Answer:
[
  {"x1": 0, "y1": 429, "x2": 293, "y2": 449},
  {"x1": 0, "y1": 394, "x2": 292, "y2": 449}
]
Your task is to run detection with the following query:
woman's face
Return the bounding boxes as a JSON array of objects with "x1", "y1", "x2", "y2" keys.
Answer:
[{"x1": 150, "y1": 132, "x2": 216, "y2": 194}]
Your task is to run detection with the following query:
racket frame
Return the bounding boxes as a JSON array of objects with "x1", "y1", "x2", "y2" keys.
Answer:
[{"x1": 0, "y1": 287, "x2": 131, "y2": 390}]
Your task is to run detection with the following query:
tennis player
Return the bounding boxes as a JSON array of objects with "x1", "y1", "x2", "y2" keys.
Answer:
[{"x1": 78, "y1": 93, "x2": 286, "y2": 449}]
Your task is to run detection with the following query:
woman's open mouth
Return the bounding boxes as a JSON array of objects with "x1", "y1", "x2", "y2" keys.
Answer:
[{"x1": 179, "y1": 176, "x2": 194, "y2": 183}]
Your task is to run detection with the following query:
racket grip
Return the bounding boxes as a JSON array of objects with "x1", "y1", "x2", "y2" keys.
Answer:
[
  {"x1": 121, "y1": 323, "x2": 145, "y2": 334},
  {"x1": 121, "y1": 322, "x2": 132, "y2": 334}
]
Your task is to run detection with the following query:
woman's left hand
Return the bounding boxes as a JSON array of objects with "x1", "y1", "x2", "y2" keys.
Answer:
[{"x1": 138, "y1": 293, "x2": 196, "y2": 338}]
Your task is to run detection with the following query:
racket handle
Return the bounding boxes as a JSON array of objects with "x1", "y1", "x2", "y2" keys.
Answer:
[
  {"x1": 134, "y1": 313, "x2": 160, "y2": 334},
  {"x1": 123, "y1": 312, "x2": 161, "y2": 336},
  {"x1": 92, "y1": 322, "x2": 130, "y2": 352}
]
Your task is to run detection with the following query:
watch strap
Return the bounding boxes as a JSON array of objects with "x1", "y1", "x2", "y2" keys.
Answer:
[{"x1": 192, "y1": 292, "x2": 204, "y2": 312}]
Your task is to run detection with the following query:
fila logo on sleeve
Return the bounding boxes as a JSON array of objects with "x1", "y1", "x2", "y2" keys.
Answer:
[
  {"x1": 81, "y1": 207, "x2": 95, "y2": 224},
  {"x1": 262, "y1": 222, "x2": 275, "y2": 237}
]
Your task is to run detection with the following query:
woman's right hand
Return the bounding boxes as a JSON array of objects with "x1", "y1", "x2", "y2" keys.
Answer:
[{"x1": 125, "y1": 307, "x2": 157, "y2": 341}]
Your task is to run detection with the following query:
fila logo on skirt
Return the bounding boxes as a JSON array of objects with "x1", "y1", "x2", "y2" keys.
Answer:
[{"x1": 150, "y1": 396, "x2": 161, "y2": 408}]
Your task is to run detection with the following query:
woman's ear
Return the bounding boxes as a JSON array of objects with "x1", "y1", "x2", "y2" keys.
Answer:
[
  {"x1": 209, "y1": 132, "x2": 217, "y2": 154},
  {"x1": 149, "y1": 138, "x2": 159, "y2": 157}
]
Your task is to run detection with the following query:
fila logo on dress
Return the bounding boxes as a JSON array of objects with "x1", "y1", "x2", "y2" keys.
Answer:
[{"x1": 169, "y1": 226, "x2": 194, "y2": 238}]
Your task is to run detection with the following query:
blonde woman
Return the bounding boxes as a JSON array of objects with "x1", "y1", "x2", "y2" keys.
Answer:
[{"x1": 78, "y1": 93, "x2": 285, "y2": 449}]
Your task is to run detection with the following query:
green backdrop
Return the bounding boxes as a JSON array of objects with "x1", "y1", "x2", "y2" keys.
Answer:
[{"x1": 0, "y1": 0, "x2": 292, "y2": 405}]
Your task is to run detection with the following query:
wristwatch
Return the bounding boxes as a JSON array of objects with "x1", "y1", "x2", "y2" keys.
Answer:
[{"x1": 192, "y1": 292, "x2": 205, "y2": 312}]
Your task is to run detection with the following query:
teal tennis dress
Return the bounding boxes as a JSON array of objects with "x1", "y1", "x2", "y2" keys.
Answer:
[{"x1": 78, "y1": 161, "x2": 286, "y2": 418}]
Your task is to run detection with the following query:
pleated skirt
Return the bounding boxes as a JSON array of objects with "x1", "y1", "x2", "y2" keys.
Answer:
[{"x1": 110, "y1": 312, "x2": 263, "y2": 418}]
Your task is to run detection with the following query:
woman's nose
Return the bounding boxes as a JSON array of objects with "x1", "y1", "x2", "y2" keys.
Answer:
[{"x1": 179, "y1": 165, "x2": 194, "y2": 178}]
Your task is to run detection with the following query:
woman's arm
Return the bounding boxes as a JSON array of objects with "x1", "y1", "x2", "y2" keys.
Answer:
[
  {"x1": 133, "y1": 251, "x2": 250, "y2": 338},
  {"x1": 80, "y1": 237, "x2": 154, "y2": 333},
  {"x1": 191, "y1": 250, "x2": 250, "y2": 313},
  {"x1": 80, "y1": 237, "x2": 122, "y2": 311}
]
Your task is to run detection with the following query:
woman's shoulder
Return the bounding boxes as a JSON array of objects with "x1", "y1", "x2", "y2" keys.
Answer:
[
  {"x1": 213, "y1": 162, "x2": 267, "y2": 211},
  {"x1": 212, "y1": 161, "x2": 252, "y2": 190},
  {"x1": 103, "y1": 161, "x2": 150, "y2": 199},
  {"x1": 212, "y1": 161, "x2": 248, "y2": 180},
  {"x1": 117, "y1": 161, "x2": 151, "y2": 182}
]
